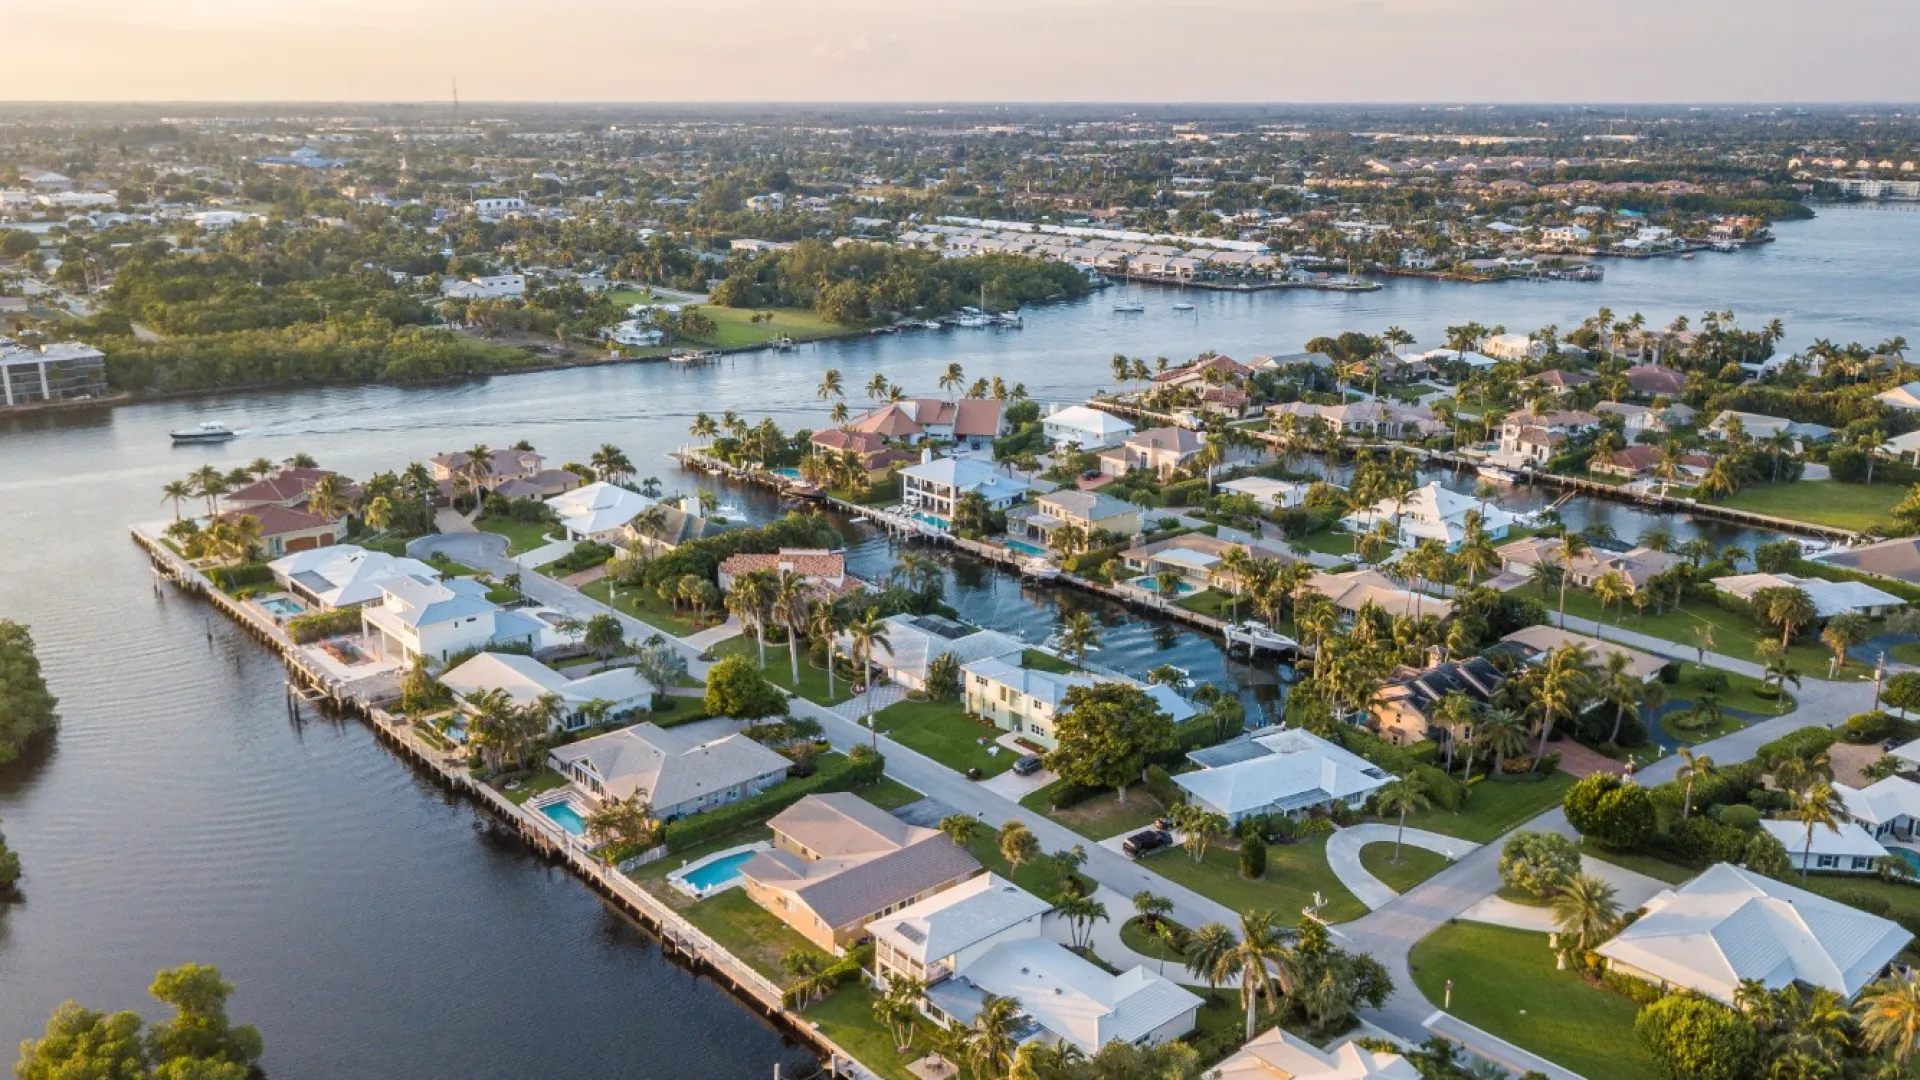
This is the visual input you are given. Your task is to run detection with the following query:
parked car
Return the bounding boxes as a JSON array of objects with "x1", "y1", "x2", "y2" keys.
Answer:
[
  {"x1": 1012, "y1": 755, "x2": 1044, "y2": 777},
  {"x1": 1121, "y1": 829, "x2": 1173, "y2": 859}
]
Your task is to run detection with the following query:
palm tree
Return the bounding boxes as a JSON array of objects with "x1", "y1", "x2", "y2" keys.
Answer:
[
  {"x1": 1530, "y1": 643, "x2": 1593, "y2": 766},
  {"x1": 362, "y1": 495, "x2": 394, "y2": 534},
  {"x1": 1601, "y1": 651, "x2": 1657, "y2": 745},
  {"x1": 190, "y1": 464, "x2": 229, "y2": 516},
  {"x1": 1788, "y1": 782, "x2": 1844, "y2": 882},
  {"x1": 160, "y1": 479, "x2": 195, "y2": 520},
  {"x1": 816, "y1": 368, "x2": 844, "y2": 404},
  {"x1": 1550, "y1": 873, "x2": 1620, "y2": 952},
  {"x1": 1480, "y1": 707, "x2": 1529, "y2": 773},
  {"x1": 1217, "y1": 547, "x2": 1252, "y2": 621},
  {"x1": 726, "y1": 570, "x2": 772, "y2": 669},
  {"x1": 998, "y1": 820, "x2": 1039, "y2": 873},
  {"x1": 1858, "y1": 971, "x2": 1920, "y2": 1066},
  {"x1": 807, "y1": 602, "x2": 845, "y2": 700},
  {"x1": 1676, "y1": 748, "x2": 1715, "y2": 819},
  {"x1": 1552, "y1": 533, "x2": 1589, "y2": 629},
  {"x1": 865, "y1": 372, "x2": 890, "y2": 400},
  {"x1": 688, "y1": 413, "x2": 718, "y2": 445},
  {"x1": 1374, "y1": 779, "x2": 1432, "y2": 863},
  {"x1": 1132, "y1": 890, "x2": 1173, "y2": 930},
  {"x1": 874, "y1": 973, "x2": 926, "y2": 1054},
  {"x1": 307, "y1": 474, "x2": 345, "y2": 521},
  {"x1": 1821, "y1": 611, "x2": 1870, "y2": 673},
  {"x1": 1210, "y1": 910, "x2": 1296, "y2": 1041},
  {"x1": 938, "y1": 813, "x2": 980, "y2": 848},
  {"x1": 1433, "y1": 691, "x2": 1479, "y2": 774},
  {"x1": 962, "y1": 994, "x2": 1021, "y2": 1080},
  {"x1": 1591, "y1": 570, "x2": 1629, "y2": 628},
  {"x1": 590, "y1": 444, "x2": 633, "y2": 484},
  {"x1": 847, "y1": 607, "x2": 892, "y2": 747},
  {"x1": 938, "y1": 362, "x2": 965, "y2": 401},
  {"x1": 1056, "y1": 611, "x2": 1101, "y2": 670},
  {"x1": 1182, "y1": 921, "x2": 1238, "y2": 1000},
  {"x1": 770, "y1": 570, "x2": 810, "y2": 688},
  {"x1": 1763, "y1": 587, "x2": 1818, "y2": 650},
  {"x1": 461, "y1": 444, "x2": 494, "y2": 501}
]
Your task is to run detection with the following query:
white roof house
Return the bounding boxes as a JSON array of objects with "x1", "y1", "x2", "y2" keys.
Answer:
[
  {"x1": 1209, "y1": 1028, "x2": 1418, "y2": 1080},
  {"x1": 951, "y1": 936, "x2": 1202, "y2": 1054},
  {"x1": 1173, "y1": 727, "x2": 1393, "y2": 824},
  {"x1": 439, "y1": 651, "x2": 653, "y2": 729},
  {"x1": 546, "y1": 481, "x2": 655, "y2": 542},
  {"x1": 359, "y1": 575, "x2": 541, "y2": 663},
  {"x1": 1875, "y1": 382, "x2": 1920, "y2": 412},
  {"x1": 1042, "y1": 405, "x2": 1135, "y2": 450},
  {"x1": 1341, "y1": 481, "x2": 1521, "y2": 550},
  {"x1": 847, "y1": 613, "x2": 1024, "y2": 691},
  {"x1": 1595, "y1": 863, "x2": 1912, "y2": 1003},
  {"x1": 548, "y1": 722, "x2": 791, "y2": 820},
  {"x1": 1710, "y1": 572, "x2": 1906, "y2": 619},
  {"x1": 1759, "y1": 820, "x2": 1887, "y2": 875},
  {"x1": 1218, "y1": 476, "x2": 1314, "y2": 511},
  {"x1": 269, "y1": 545, "x2": 442, "y2": 609},
  {"x1": 1838, "y1": 776, "x2": 1920, "y2": 837},
  {"x1": 869, "y1": 873, "x2": 1052, "y2": 979},
  {"x1": 901, "y1": 456, "x2": 1036, "y2": 517}
]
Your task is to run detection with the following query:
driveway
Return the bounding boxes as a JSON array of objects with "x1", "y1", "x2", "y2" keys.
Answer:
[{"x1": 1324, "y1": 825, "x2": 1480, "y2": 911}]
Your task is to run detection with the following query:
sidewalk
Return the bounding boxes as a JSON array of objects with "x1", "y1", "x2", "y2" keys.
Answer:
[{"x1": 1324, "y1": 825, "x2": 1480, "y2": 911}]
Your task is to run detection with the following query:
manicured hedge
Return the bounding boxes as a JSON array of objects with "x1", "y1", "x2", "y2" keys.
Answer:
[
  {"x1": 286, "y1": 607, "x2": 362, "y2": 643},
  {"x1": 1756, "y1": 727, "x2": 1837, "y2": 768},
  {"x1": 209, "y1": 562, "x2": 274, "y2": 591}
]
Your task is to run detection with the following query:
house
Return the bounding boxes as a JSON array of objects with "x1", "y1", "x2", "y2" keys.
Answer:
[
  {"x1": 1623, "y1": 365, "x2": 1687, "y2": 398},
  {"x1": 900, "y1": 455, "x2": 1034, "y2": 522},
  {"x1": 1042, "y1": 405, "x2": 1135, "y2": 451},
  {"x1": 1217, "y1": 477, "x2": 1314, "y2": 511},
  {"x1": 1880, "y1": 430, "x2": 1920, "y2": 466},
  {"x1": 1710, "y1": 572, "x2": 1905, "y2": 619},
  {"x1": 1759, "y1": 820, "x2": 1888, "y2": 875},
  {"x1": 1837, "y1": 776, "x2": 1920, "y2": 842},
  {"x1": 215, "y1": 504, "x2": 347, "y2": 558},
  {"x1": 1520, "y1": 368, "x2": 1595, "y2": 392},
  {"x1": 809, "y1": 428, "x2": 916, "y2": 480},
  {"x1": 1340, "y1": 481, "x2": 1521, "y2": 550},
  {"x1": 1150, "y1": 354, "x2": 1250, "y2": 389},
  {"x1": 1595, "y1": 863, "x2": 1911, "y2": 1004},
  {"x1": 717, "y1": 549, "x2": 848, "y2": 594},
  {"x1": 359, "y1": 575, "x2": 541, "y2": 663},
  {"x1": 1209, "y1": 1028, "x2": 1418, "y2": 1080},
  {"x1": 1816, "y1": 537, "x2": 1920, "y2": 588},
  {"x1": 1174, "y1": 727, "x2": 1394, "y2": 825},
  {"x1": 848, "y1": 403, "x2": 928, "y2": 442},
  {"x1": 545, "y1": 481, "x2": 655, "y2": 543},
  {"x1": 440, "y1": 273, "x2": 526, "y2": 300},
  {"x1": 492, "y1": 468, "x2": 590, "y2": 501},
  {"x1": 740, "y1": 793, "x2": 982, "y2": 953},
  {"x1": 1497, "y1": 536, "x2": 1681, "y2": 594},
  {"x1": 0, "y1": 341, "x2": 108, "y2": 407},
  {"x1": 870, "y1": 873, "x2": 1052, "y2": 988},
  {"x1": 1707, "y1": 411, "x2": 1835, "y2": 448},
  {"x1": 850, "y1": 399, "x2": 1006, "y2": 450},
  {"x1": 1481, "y1": 333, "x2": 1541, "y2": 361},
  {"x1": 430, "y1": 449, "x2": 546, "y2": 493},
  {"x1": 963, "y1": 657, "x2": 1195, "y2": 750},
  {"x1": 547, "y1": 722, "x2": 789, "y2": 820},
  {"x1": 846, "y1": 613, "x2": 1024, "y2": 692},
  {"x1": 222, "y1": 468, "x2": 360, "y2": 512},
  {"x1": 1497, "y1": 409, "x2": 1599, "y2": 464},
  {"x1": 268, "y1": 545, "x2": 441, "y2": 609},
  {"x1": 1493, "y1": 625, "x2": 1668, "y2": 683},
  {"x1": 928, "y1": 936, "x2": 1201, "y2": 1055},
  {"x1": 1266, "y1": 401, "x2": 1448, "y2": 441},
  {"x1": 440, "y1": 651, "x2": 653, "y2": 730},
  {"x1": 1589, "y1": 444, "x2": 1665, "y2": 479},
  {"x1": 1097, "y1": 427, "x2": 1206, "y2": 481},
  {"x1": 1119, "y1": 532, "x2": 1294, "y2": 591},
  {"x1": 1875, "y1": 382, "x2": 1920, "y2": 412},
  {"x1": 1368, "y1": 656, "x2": 1504, "y2": 748},
  {"x1": 1300, "y1": 568, "x2": 1453, "y2": 621},
  {"x1": 1595, "y1": 401, "x2": 1695, "y2": 436},
  {"x1": 1007, "y1": 490, "x2": 1141, "y2": 550}
]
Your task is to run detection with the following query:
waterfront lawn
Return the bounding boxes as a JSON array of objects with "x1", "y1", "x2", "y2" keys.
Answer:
[
  {"x1": 1174, "y1": 589, "x2": 1237, "y2": 620},
  {"x1": 1021, "y1": 784, "x2": 1167, "y2": 841},
  {"x1": 871, "y1": 698, "x2": 1014, "y2": 777},
  {"x1": 709, "y1": 635, "x2": 856, "y2": 706},
  {"x1": 1720, "y1": 480, "x2": 1906, "y2": 533},
  {"x1": 1408, "y1": 921, "x2": 1660, "y2": 1080},
  {"x1": 685, "y1": 888, "x2": 832, "y2": 988},
  {"x1": 1021, "y1": 648, "x2": 1075, "y2": 674},
  {"x1": 606, "y1": 300, "x2": 846, "y2": 350},
  {"x1": 500, "y1": 767, "x2": 568, "y2": 805},
  {"x1": 1396, "y1": 772, "x2": 1574, "y2": 843},
  {"x1": 854, "y1": 775, "x2": 924, "y2": 812},
  {"x1": 1359, "y1": 842, "x2": 1453, "y2": 894},
  {"x1": 475, "y1": 515, "x2": 559, "y2": 555},
  {"x1": 804, "y1": 986, "x2": 920, "y2": 1080},
  {"x1": 578, "y1": 578, "x2": 708, "y2": 637},
  {"x1": 1549, "y1": 587, "x2": 1851, "y2": 679},
  {"x1": 1139, "y1": 837, "x2": 1366, "y2": 924}
]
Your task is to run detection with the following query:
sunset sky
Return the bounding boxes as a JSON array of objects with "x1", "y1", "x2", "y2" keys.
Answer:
[{"x1": 5, "y1": 0, "x2": 1918, "y2": 103}]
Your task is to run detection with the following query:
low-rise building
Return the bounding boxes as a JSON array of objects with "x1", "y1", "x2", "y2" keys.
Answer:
[
  {"x1": 268, "y1": 545, "x2": 441, "y2": 609},
  {"x1": 1493, "y1": 625, "x2": 1668, "y2": 683},
  {"x1": 930, "y1": 936, "x2": 1201, "y2": 1055},
  {"x1": 1623, "y1": 365, "x2": 1687, "y2": 398},
  {"x1": 717, "y1": 549, "x2": 848, "y2": 595},
  {"x1": 1119, "y1": 532, "x2": 1293, "y2": 591},
  {"x1": 440, "y1": 650, "x2": 653, "y2": 729},
  {"x1": 1760, "y1": 820, "x2": 1887, "y2": 875},
  {"x1": 900, "y1": 455, "x2": 1034, "y2": 522},
  {"x1": 0, "y1": 340, "x2": 108, "y2": 407},
  {"x1": 1707, "y1": 410, "x2": 1834, "y2": 448},
  {"x1": 1497, "y1": 409, "x2": 1599, "y2": 464},
  {"x1": 1097, "y1": 427, "x2": 1206, "y2": 481},
  {"x1": 431, "y1": 449, "x2": 546, "y2": 493},
  {"x1": 1007, "y1": 489, "x2": 1141, "y2": 550},
  {"x1": 870, "y1": 872, "x2": 1051, "y2": 988},
  {"x1": 548, "y1": 721, "x2": 789, "y2": 819},
  {"x1": 222, "y1": 468, "x2": 360, "y2": 512},
  {"x1": 1340, "y1": 481, "x2": 1520, "y2": 550},
  {"x1": 1497, "y1": 537, "x2": 1681, "y2": 594},
  {"x1": 1173, "y1": 727, "x2": 1394, "y2": 825},
  {"x1": 740, "y1": 793, "x2": 982, "y2": 953},
  {"x1": 214, "y1": 504, "x2": 347, "y2": 558},
  {"x1": 546, "y1": 481, "x2": 656, "y2": 543},
  {"x1": 1216, "y1": 476, "x2": 1315, "y2": 511},
  {"x1": 1210, "y1": 1028, "x2": 1418, "y2": 1080},
  {"x1": 962, "y1": 657, "x2": 1194, "y2": 749},
  {"x1": 1711, "y1": 572, "x2": 1905, "y2": 619},
  {"x1": 1368, "y1": 656, "x2": 1504, "y2": 749},
  {"x1": 1265, "y1": 401, "x2": 1447, "y2": 440},
  {"x1": 1837, "y1": 776, "x2": 1920, "y2": 842},
  {"x1": 440, "y1": 273, "x2": 526, "y2": 300},
  {"x1": 1042, "y1": 405, "x2": 1135, "y2": 450},
  {"x1": 845, "y1": 613, "x2": 1024, "y2": 692},
  {"x1": 1300, "y1": 568, "x2": 1454, "y2": 621},
  {"x1": 809, "y1": 428, "x2": 916, "y2": 480},
  {"x1": 360, "y1": 575, "x2": 541, "y2": 663}
]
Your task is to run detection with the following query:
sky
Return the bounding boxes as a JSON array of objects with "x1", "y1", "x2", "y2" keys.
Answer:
[{"x1": 4, "y1": 0, "x2": 1918, "y2": 104}]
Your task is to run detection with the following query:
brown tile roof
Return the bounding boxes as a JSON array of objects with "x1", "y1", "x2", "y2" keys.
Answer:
[
  {"x1": 216, "y1": 504, "x2": 339, "y2": 538},
  {"x1": 811, "y1": 428, "x2": 887, "y2": 454},
  {"x1": 951, "y1": 399, "x2": 1004, "y2": 439},
  {"x1": 223, "y1": 468, "x2": 356, "y2": 506},
  {"x1": 849, "y1": 404, "x2": 924, "y2": 438},
  {"x1": 1593, "y1": 444, "x2": 1662, "y2": 473},
  {"x1": 719, "y1": 549, "x2": 846, "y2": 579},
  {"x1": 1624, "y1": 366, "x2": 1686, "y2": 396}
]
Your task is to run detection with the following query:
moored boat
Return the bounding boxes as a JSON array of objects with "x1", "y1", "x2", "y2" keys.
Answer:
[
  {"x1": 1223, "y1": 621, "x2": 1301, "y2": 658},
  {"x1": 1476, "y1": 464, "x2": 1521, "y2": 484}
]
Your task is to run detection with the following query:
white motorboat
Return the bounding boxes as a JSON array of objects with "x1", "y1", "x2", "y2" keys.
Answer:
[
  {"x1": 1223, "y1": 621, "x2": 1302, "y2": 658},
  {"x1": 1112, "y1": 301, "x2": 1146, "y2": 313},
  {"x1": 1172, "y1": 302, "x2": 1195, "y2": 311},
  {"x1": 1017, "y1": 556, "x2": 1059, "y2": 581},
  {"x1": 169, "y1": 421, "x2": 236, "y2": 445},
  {"x1": 1476, "y1": 465, "x2": 1521, "y2": 484}
]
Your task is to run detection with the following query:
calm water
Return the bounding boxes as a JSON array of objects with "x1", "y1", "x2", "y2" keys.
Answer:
[{"x1": 0, "y1": 207, "x2": 1911, "y2": 1076}]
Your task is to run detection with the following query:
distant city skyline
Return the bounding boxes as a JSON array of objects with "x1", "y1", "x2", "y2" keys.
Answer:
[{"x1": 6, "y1": 0, "x2": 1920, "y2": 103}]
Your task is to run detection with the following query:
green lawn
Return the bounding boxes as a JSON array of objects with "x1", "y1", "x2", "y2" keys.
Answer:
[
  {"x1": 1118, "y1": 917, "x2": 1192, "y2": 969},
  {"x1": 804, "y1": 986, "x2": 921, "y2": 1080},
  {"x1": 500, "y1": 767, "x2": 568, "y2": 805},
  {"x1": 681, "y1": 888, "x2": 832, "y2": 988},
  {"x1": 1799, "y1": 872, "x2": 1920, "y2": 921},
  {"x1": 1577, "y1": 840, "x2": 1695, "y2": 885},
  {"x1": 629, "y1": 824, "x2": 773, "y2": 893},
  {"x1": 1397, "y1": 772, "x2": 1575, "y2": 843},
  {"x1": 426, "y1": 555, "x2": 481, "y2": 577},
  {"x1": 1140, "y1": 837, "x2": 1366, "y2": 924},
  {"x1": 579, "y1": 578, "x2": 709, "y2": 638},
  {"x1": 1022, "y1": 648, "x2": 1075, "y2": 674},
  {"x1": 854, "y1": 776, "x2": 924, "y2": 811},
  {"x1": 709, "y1": 635, "x2": 856, "y2": 706},
  {"x1": 1409, "y1": 921, "x2": 1660, "y2": 1080},
  {"x1": 474, "y1": 515, "x2": 560, "y2": 555},
  {"x1": 1549, "y1": 586, "x2": 1854, "y2": 679},
  {"x1": 1720, "y1": 480, "x2": 1906, "y2": 533},
  {"x1": 963, "y1": 832, "x2": 1091, "y2": 901},
  {"x1": 606, "y1": 295, "x2": 850, "y2": 351},
  {"x1": 1021, "y1": 787, "x2": 1167, "y2": 841},
  {"x1": 1359, "y1": 842, "x2": 1453, "y2": 894},
  {"x1": 1174, "y1": 589, "x2": 1237, "y2": 620},
  {"x1": 1298, "y1": 528, "x2": 1366, "y2": 560},
  {"x1": 871, "y1": 698, "x2": 1014, "y2": 777}
]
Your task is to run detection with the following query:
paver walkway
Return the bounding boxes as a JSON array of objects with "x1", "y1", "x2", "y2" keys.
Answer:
[{"x1": 1325, "y1": 825, "x2": 1480, "y2": 911}]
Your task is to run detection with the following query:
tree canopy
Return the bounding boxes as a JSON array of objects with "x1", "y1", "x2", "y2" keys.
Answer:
[
  {"x1": 1044, "y1": 684, "x2": 1177, "y2": 802},
  {"x1": 15, "y1": 963, "x2": 263, "y2": 1080},
  {"x1": 0, "y1": 619, "x2": 59, "y2": 764}
]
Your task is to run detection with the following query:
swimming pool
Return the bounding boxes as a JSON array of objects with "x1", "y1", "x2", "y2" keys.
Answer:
[
  {"x1": 260, "y1": 597, "x2": 305, "y2": 618},
  {"x1": 1129, "y1": 575, "x2": 1197, "y2": 597},
  {"x1": 683, "y1": 850, "x2": 756, "y2": 891},
  {"x1": 1893, "y1": 848, "x2": 1920, "y2": 875},
  {"x1": 1005, "y1": 539, "x2": 1049, "y2": 557},
  {"x1": 540, "y1": 800, "x2": 587, "y2": 837},
  {"x1": 909, "y1": 511, "x2": 949, "y2": 532},
  {"x1": 772, "y1": 467, "x2": 803, "y2": 479}
]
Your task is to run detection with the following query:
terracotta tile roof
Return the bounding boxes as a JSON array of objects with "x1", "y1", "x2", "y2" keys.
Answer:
[
  {"x1": 216, "y1": 503, "x2": 339, "y2": 538},
  {"x1": 951, "y1": 399, "x2": 1004, "y2": 438},
  {"x1": 849, "y1": 404, "x2": 924, "y2": 437},
  {"x1": 224, "y1": 468, "x2": 356, "y2": 506},
  {"x1": 718, "y1": 549, "x2": 846, "y2": 580}
]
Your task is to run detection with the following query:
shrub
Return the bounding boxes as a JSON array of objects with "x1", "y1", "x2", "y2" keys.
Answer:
[
  {"x1": 1635, "y1": 993, "x2": 1757, "y2": 1080},
  {"x1": 924, "y1": 652, "x2": 961, "y2": 701},
  {"x1": 1756, "y1": 727, "x2": 1837, "y2": 768},
  {"x1": 1715, "y1": 804, "x2": 1762, "y2": 831},
  {"x1": 1829, "y1": 889, "x2": 1894, "y2": 917},
  {"x1": 703, "y1": 654, "x2": 789, "y2": 723},
  {"x1": 1411, "y1": 764, "x2": 1464, "y2": 811},
  {"x1": 1564, "y1": 773, "x2": 1655, "y2": 850},
  {"x1": 1842, "y1": 711, "x2": 1895, "y2": 745},
  {"x1": 547, "y1": 540, "x2": 616, "y2": 575},
  {"x1": 1499, "y1": 831, "x2": 1580, "y2": 897},
  {"x1": 1298, "y1": 816, "x2": 1335, "y2": 837},
  {"x1": 1600, "y1": 968, "x2": 1668, "y2": 1005},
  {"x1": 285, "y1": 607, "x2": 362, "y2": 643},
  {"x1": 1662, "y1": 817, "x2": 1748, "y2": 867},
  {"x1": 208, "y1": 562, "x2": 274, "y2": 591},
  {"x1": 1239, "y1": 835, "x2": 1267, "y2": 879},
  {"x1": 1143, "y1": 764, "x2": 1182, "y2": 809}
]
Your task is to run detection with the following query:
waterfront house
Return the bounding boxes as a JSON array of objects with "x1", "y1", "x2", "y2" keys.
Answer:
[
  {"x1": 1368, "y1": 655, "x2": 1504, "y2": 749},
  {"x1": 1493, "y1": 625, "x2": 1667, "y2": 683},
  {"x1": 1481, "y1": 333, "x2": 1541, "y2": 361},
  {"x1": 1265, "y1": 401, "x2": 1447, "y2": 441},
  {"x1": 717, "y1": 549, "x2": 849, "y2": 595},
  {"x1": 1759, "y1": 819, "x2": 1887, "y2": 875},
  {"x1": 962, "y1": 657, "x2": 1194, "y2": 750},
  {"x1": 1837, "y1": 777, "x2": 1920, "y2": 842},
  {"x1": 1006, "y1": 489, "x2": 1141, "y2": 551},
  {"x1": 1876, "y1": 382, "x2": 1920, "y2": 412},
  {"x1": 1594, "y1": 401, "x2": 1694, "y2": 436},
  {"x1": 740, "y1": 793, "x2": 982, "y2": 953},
  {"x1": 1815, "y1": 536, "x2": 1920, "y2": 587},
  {"x1": 1152, "y1": 355, "x2": 1251, "y2": 390},
  {"x1": 547, "y1": 722, "x2": 789, "y2": 820},
  {"x1": 844, "y1": 613, "x2": 1023, "y2": 692},
  {"x1": 1097, "y1": 427, "x2": 1206, "y2": 481},
  {"x1": 492, "y1": 468, "x2": 590, "y2": 501},
  {"x1": 1217, "y1": 476, "x2": 1314, "y2": 511},
  {"x1": 1299, "y1": 568, "x2": 1454, "y2": 621},
  {"x1": 1174, "y1": 727, "x2": 1393, "y2": 826},
  {"x1": 440, "y1": 651, "x2": 653, "y2": 730},
  {"x1": 900, "y1": 455, "x2": 1034, "y2": 523},
  {"x1": 1520, "y1": 368, "x2": 1595, "y2": 393},
  {"x1": 870, "y1": 873, "x2": 1051, "y2": 988},
  {"x1": 1595, "y1": 863, "x2": 1910, "y2": 1004},
  {"x1": 360, "y1": 575, "x2": 541, "y2": 663},
  {"x1": 1589, "y1": 444, "x2": 1664, "y2": 479},
  {"x1": 848, "y1": 399, "x2": 1006, "y2": 451},
  {"x1": 1710, "y1": 572, "x2": 1905, "y2": 619},
  {"x1": 927, "y1": 934, "x2": 1201, "y2": 1055},
  {"x1": 1624, "y1": 365, "x2": 1687, "y2": 398},
  {"x1": 546, "y1": 481, "x2": 656, "y2": 543},
  {"x1": 222, "y1": 468, "x2": 361, "y2": 512},
  {"x1": 1042, "y1": 405, "x2": 1134, "y2": 450},
  {"x1": 0, "y1": 340, "x2": 108, "y2": 407},
  {"x1": 1340, "y1": 481, "x2": 1519, "y2": 550},
  {"x1": 1706, "y1": 411, "x2": 1834, "y2": 449},
  {"x1": 809, "y1": 428, "x2": 916, "y2": 481},
  {"x1": 430, "y1": 449, "x2": 546, "y2": 494},
  {"x1": 1496, "y1": 536, "x2": 1679, "y2": 595},
  {"x1": 268, "y1": 545, "x2": 442, "y2": 609},
  {"x1": 1497, "y1": 409, "x2": 1599, "y2": 465},
  {"x1": 848, "y1": 403, "x2": 927, "y2": 443},
  {"x1": 215, "y1": 504, "x2": 347, "y2": 559},
  {"x1": 1211, "y1": 1028, "x2": 1418, "y2": 1080},
  {"x1": 1118, "y1": 532, "x2": 1293, "y2": 592}
]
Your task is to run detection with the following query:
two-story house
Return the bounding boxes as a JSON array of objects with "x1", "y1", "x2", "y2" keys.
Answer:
[
  {"x1": 899, "y1": 455, "x2": 1034, "y2": 523},
  {"x1": 359, "y1": 574, "x2": 541, "y2": 663},
  {"x1": 1096, "y1": 427, "x2": 1206, "y2": 481},
  {"x1": 1006, "y1": 490, "x2": 1141, "y2": 551}
]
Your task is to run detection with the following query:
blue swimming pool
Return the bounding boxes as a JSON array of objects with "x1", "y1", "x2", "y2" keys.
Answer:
[
  {"x1": 1129, "y1": 574, "x2": 1197, "y2": 596},
  {"x1": 772, "y1": 467, "x2": 803, "y2": 479},
  {"x1": 540, "y1": 800, "x2": 587, "y2": 836},
  {"x1": 1005, "y1": 539, "x2": 1049, "y2": 557},
  {"x1": 260, "y1": 597, "x2": 305, "y2": 618},
  {"x1": 1893, "y1": 848, "x2": 1920, "y2": 875},
  {"x1": 683, "y1": 850, "x2": 756, "y2": 892},
  {"x1": 909, "y1": 511, "x2": 949, "y2": 532}
]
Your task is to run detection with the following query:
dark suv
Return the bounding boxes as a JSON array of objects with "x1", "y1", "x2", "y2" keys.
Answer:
[
  {"x1": 1122, "y1": 829, "x2": 1173, "y2": 859},
  {"x1": 1012, "y1": 755, "x2": 1044, "y2": 777}
]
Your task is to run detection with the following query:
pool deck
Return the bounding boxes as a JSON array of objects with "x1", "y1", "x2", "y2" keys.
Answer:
[{"x1": 667, "y1": 840, "x2": 772, "y2": 899}]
